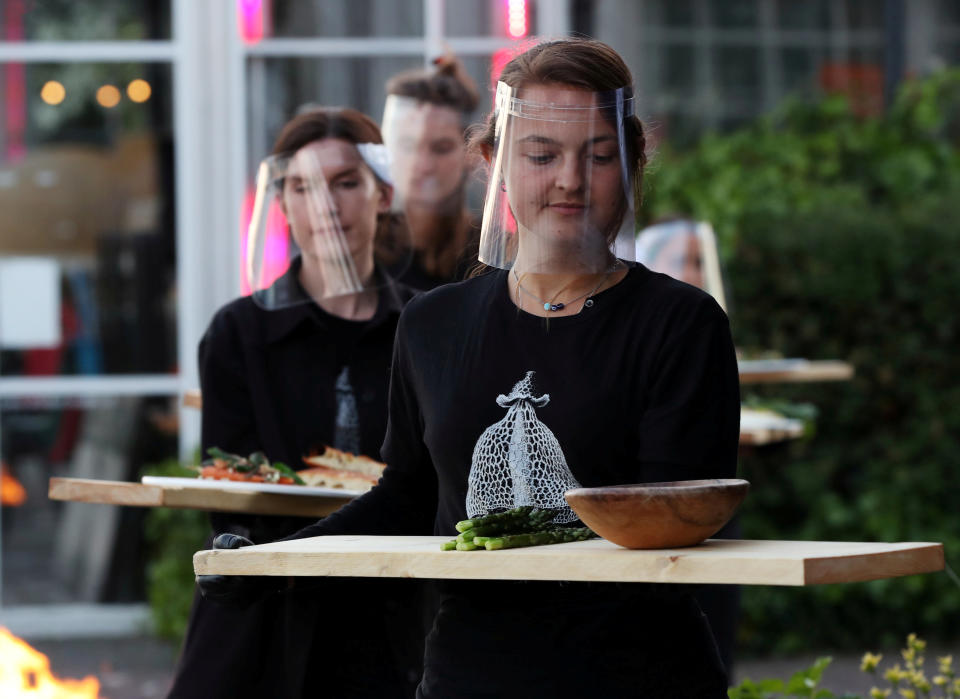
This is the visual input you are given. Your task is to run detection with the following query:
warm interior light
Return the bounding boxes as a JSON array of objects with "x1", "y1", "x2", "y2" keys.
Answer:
[
  {"x1": 506, "y1": 0, "x2": 528, "y2": 38},
  {"x1": 1, "y1": 464, "x2": 26, "y2": 507},
  {"x1": 95, "y1": 84, "x2": 121, "y2": 109},
  {"x1": 126, "y1": 78, "x2": 152, "y2": 103},
  {"x1": 40, "y1": 80, "x2": 66, "y2": 106},
  {"x1": 0, "y1": 627, "x2": 100, "y2": 698}
]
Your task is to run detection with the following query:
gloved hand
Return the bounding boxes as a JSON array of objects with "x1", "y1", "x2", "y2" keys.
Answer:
[{"x1": 196, "y1": 533, "x2": 275, "y2": 608}]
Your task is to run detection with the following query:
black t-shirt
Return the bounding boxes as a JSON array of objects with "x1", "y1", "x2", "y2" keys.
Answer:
[
  {"x1": 170, "y1": 265, "x2": 420, "y2": 699},
  {"x1": 296, "y1": 262, "x2": 739, "y2": 538},
  {"x1": 290, "y1": 263, "x2": 739, "y2": 697}
]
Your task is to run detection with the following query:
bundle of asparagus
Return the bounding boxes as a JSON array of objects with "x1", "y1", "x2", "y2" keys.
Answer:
[{"x1": 441, "y1": 506, "x2": 597, "y2": 551}]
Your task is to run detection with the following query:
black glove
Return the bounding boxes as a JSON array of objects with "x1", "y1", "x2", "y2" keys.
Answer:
[{"x1": 196, "y1": 533, "x2": 275, "y2": 608}]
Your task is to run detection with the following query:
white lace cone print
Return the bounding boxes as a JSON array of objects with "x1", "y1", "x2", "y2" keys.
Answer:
[{"x1": 466, "y1": 371, "x2": 582, "y2": 523}]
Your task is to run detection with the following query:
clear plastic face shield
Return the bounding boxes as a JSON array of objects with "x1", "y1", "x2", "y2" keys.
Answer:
[
  {"x1": 635, "y1": 219, "x2": 728, "y2": 312},
  {"x1": 381, "y1": 94, "x2": 469, "y2": 212},
  {"x1": 244, "y1": 138, "x2": 404, "y2": 309},
  {"x1": 478, "y1": 82, "x2": 639, "y2": 275}
]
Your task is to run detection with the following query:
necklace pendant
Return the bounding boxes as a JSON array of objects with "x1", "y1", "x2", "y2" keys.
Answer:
[
  {"x1": 549, "y1": 303, "x2": 564, "y2": 312},
  {"x1": 543, "y1": 302, "x2": 551, "y2": 311}
]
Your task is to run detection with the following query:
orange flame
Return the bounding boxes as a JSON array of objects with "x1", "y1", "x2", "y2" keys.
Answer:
[
  {"x1": 0, "y1": 627, "x2": 100, "y2": 698},
  {"x1": 1, "y1": 465, "x2": 26, "y2": 507}
]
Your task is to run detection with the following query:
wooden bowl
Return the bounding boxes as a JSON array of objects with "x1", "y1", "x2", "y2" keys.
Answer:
[{"x1": 564, "y1": 479, "x2": 750, "y2": 549}]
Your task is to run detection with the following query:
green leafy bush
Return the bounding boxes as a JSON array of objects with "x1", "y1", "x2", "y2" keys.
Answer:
[
  {"x1": 141, "y1": 459, "x2": 209, "y2": 642},
  {"x1": 728, "y1": 634, "x2": 959, "y2": 698},
  {"x1": 644, "y1": 71, "x2": 960, "y2": 654}
]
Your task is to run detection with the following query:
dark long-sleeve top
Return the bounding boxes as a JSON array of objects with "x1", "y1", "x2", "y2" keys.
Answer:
[
  {"x1": 169, "y1": 263, "x2": 419, "y2": 699},
  {"x1": 292, "y1": 262, "x2": 739, "y2": 540},
  {"x1": 199, "y1": 261, "x2": 414, "y2": 541},
  {"x1": 284, "y1": 262, "x2": 741, "y2": 697}
]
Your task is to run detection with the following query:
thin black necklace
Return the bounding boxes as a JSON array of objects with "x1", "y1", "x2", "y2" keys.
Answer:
[{"x1": 512, "y1": 264, "x2": 615, "y2": 312}]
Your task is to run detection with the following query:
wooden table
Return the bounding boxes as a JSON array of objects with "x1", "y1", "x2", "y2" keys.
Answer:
[
  {"x1": 193, "y1": 535, "x2": 943, "y2": 587},
  {"x1": 738, "y1": 408, "x2": 804, "y2": 446},
  {"x1": 183, "y1": 389, "x2": 202, "y2": 409},
  {"x1": 48, "y1": 477, "x2": 353, "y2": 518},
  {"x1": 738, "y1": 359, "x2": 854, "y2": 385}
]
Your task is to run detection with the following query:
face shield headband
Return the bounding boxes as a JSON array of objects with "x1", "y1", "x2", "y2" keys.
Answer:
[
  {"x1": 244, "y1": 142, "x2": 402, "y2": 309},
  {"x1": 478, "y1": 81, "x2": 639, "y2": 274}
]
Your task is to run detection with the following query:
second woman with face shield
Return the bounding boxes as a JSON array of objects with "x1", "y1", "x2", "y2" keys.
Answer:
[
  {"x1": 169, "y1": 107, "x2": 421, "y2": 699},
  {"x1": 380, "y1": 53, "x2": 481, "y2": 289}
]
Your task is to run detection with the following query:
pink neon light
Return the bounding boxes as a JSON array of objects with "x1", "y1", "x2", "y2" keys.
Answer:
[
  {"x1": 506, "y1": 0, "x2": 527, "y2": 38},
  {"x1": 237, "y1": 0, "x2": 265, "y2": 45},
  {"x1": 4, "y1": 0, "x2": 27, "y2": 161},
  {"x1": 240, "y1": 187, "x2": 290, "y2": 295}
]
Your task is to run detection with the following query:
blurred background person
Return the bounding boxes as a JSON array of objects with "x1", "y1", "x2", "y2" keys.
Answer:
[
  {"x1": 168, "y1": 106, "x2": 419, "y2": 699},
  {"x1": 381, "y1": 51, "x2": 482, "y2": 290}
]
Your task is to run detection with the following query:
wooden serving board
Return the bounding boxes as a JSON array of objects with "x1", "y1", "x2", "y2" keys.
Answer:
[
  {"x1": 193, "y1": 536, "x2": 943, "y2": 586},
  {"x1": 48, "y1": 477, "x2": 352, "y2": 518},
  {"x1": 183, "y1": 389, "x2": 202, "y2": 409},
  {"x1": 738, "y1": 359, "x2": 854, "y2": 385},
  {"x1": 739, "y1": 408, "x2": 805, "y2": 446}
]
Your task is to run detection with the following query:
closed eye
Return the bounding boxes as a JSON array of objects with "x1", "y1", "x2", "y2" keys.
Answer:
[{"x1": 524, "y1": 153, "x2": 556, "y2": 165}]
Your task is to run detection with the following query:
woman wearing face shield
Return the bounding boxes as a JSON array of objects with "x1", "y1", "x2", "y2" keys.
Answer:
[
  {"x1": 381, "y1": 52, "x2": 480, "y2": 289},
  {"x1": 168, "y1": 107, "x2": 419, "y2": 699},
  {"x1": 200, "y1": 39, "x2": 739, "y2": 698}
]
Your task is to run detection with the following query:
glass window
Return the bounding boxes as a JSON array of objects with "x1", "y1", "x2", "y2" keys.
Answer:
[
  {"x1": 445, "y1": 0, "x2": 539, "y2": 38},
  {"x1": 245, "y1": 55, "x2": 423, "y2": 172},
  {"x1": 1, "y1": 395, "x2": 178, "y2": 606},
  {"x1": 0, "y1": 0, "x2": 171, "y2": 41},
  {"x1": 264, "y1": 0, "x2": 423, "y2": 38},
  {"x1": 938, "y1": 0, "x2": 960, "y2": 27},
  {"x1": 711, "y1": 0, "x2": 758, "y2": 29},
  {"x1": 845, "y1": 0, "x2": 884, "y2": 30},
  {"x1": 662, "y1": 44, "x2": 696, "y2": 92},
  {"x1": 656, "y1": 110, "x2": 704, "y2": 149},
  {"x1": 781, "y1": 47, "x2": 827, "y2": 93},
  {"x1": 0, "y1": 62, "x2": 176, "y2": 377},
  {"x1": 658, "y1": 0, "x2": 696, "y2": 28},
  {"x1": 776, "y1": 0, "x2": 832, "y2": 30},
  {"x1": 713, "y1": 46, "x2": 762, "y2": 98}
]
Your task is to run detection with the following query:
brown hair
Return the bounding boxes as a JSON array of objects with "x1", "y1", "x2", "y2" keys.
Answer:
[
  {"x1": 385, "y1": 54, "x2": 480, "y2": 118},
  {"x1": 270, "y1": 106, "x2": 407, "y2": 266},
  {"x1": 469, "y1": 38, "x2": 647, "y2": 225},
  {"x1": 272, "y1": 106, "x2": 384, "y2": 156}
]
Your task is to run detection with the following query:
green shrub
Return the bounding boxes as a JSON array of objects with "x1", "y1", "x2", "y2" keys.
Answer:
[
  {"x1": 644, "y1": 70, "x2": 960, "y2": 655},
  {"x1": 141, "y1": 459, "x2": 209, "y2": 643}
]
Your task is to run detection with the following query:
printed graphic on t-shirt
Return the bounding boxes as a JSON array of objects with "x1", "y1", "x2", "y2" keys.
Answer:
[
  {"x1": 332, "y1": 365, "x2": 361, "y2": 454},
  {"x1": 466, "y1": 371, "x2": 581, "y2": 523}
]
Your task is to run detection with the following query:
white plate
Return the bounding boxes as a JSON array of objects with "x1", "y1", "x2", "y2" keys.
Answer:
[
  {"x1": 737, "y1": 358, "x2": 809, "y2": 373},
  {"x1": 141, "y1": 476, "x2": 365, "y2": 498},
  {"x1": 739, "y1": 409, "x2": 804, "y2": 431}
]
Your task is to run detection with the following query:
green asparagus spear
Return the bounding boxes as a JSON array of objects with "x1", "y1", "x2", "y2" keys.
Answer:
[
  {"x1": 484, "y1": 527, "x2": 597, "y2": 551},
  {"x1": 455, "y1": 540, "x2": 482, "y2": 551},
  {"x1": 440, "y1": 540, "x2": 458, "y2": 551},
  {"x1": 454, "y1": 506, "x2": 535, "y2": 532}
]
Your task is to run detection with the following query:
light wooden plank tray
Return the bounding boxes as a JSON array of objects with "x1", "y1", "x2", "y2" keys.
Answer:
[
  {"x1": 738, "y1": 359, "x2": 854, "y2": 385},
  {"x1": 48, "y1": 477, "x2": 352, "y2": 518},
  {"x1": 192, "y1": 536, "x2": 943, "y2": 586}
]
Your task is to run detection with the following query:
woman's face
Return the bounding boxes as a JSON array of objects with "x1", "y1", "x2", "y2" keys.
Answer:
[
  {"x1": 281, "y1": 138, "x2": 390, "y2": 264},
  {"x1": 390, "y1": 103, "x2": 466, "y2": 206},
  {"x1": 503, "y1": 84, "x2": 624, "y2": 251},
  {"x1": 652, "y1": 231, "x2": 704, "y2": 289}
]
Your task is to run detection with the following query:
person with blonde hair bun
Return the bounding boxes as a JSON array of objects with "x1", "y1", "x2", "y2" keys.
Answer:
[{"x1": 381, "y1": 51, "x2": 481, "y2": 289}]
